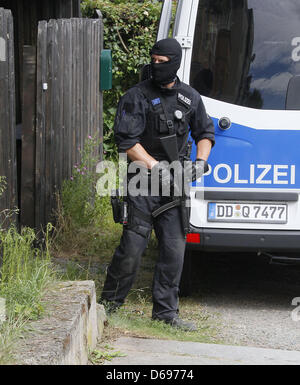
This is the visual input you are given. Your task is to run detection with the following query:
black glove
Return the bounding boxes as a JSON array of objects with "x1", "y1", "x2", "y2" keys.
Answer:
[
  {"x1": 185, "y1": 159, "x2": 209, "y2": 183},
  {"x1": 152, "y1": 162, "x2": 174, "y2": 191}
]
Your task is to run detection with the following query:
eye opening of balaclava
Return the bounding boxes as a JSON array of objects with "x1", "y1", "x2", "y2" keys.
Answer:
[{"x1": 150, "y1": 38, "x2": 182, "y2": 86}]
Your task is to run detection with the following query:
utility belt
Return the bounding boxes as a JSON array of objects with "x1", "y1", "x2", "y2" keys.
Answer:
[{"x1": 111, "y1": 189, "x2": 189, "y2": 237}]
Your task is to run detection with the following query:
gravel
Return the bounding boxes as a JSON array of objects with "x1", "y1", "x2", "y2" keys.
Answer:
[{"x1": 188, "y1": 252, "x2": 300, "y2": 351}]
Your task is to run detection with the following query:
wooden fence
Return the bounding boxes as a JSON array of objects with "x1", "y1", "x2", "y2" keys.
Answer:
[
  {"x1": 32, "y1": 18, "x2": 103, "y2": 229},
  {"x1": 0, "y1": 12, "x2": 103, "y2": 230},
  {"x1": 0, "y1": 0, "x2": 81, "y2": 125},
  {"x1": 0, "y1": 8, "x2": 17, "y2": 224}
]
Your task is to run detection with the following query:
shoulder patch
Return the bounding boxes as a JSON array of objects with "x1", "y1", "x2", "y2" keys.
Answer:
[
  {"x1": 151, "y1": 98, "x2": 161, "y2": 106},
  {"x1": 178, "y1": 93, "x2": 192, "y2": 107}
]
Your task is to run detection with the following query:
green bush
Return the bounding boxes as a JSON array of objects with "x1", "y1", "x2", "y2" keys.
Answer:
[
  {"x1": 59, "y1": 135, "x2": 101, "y2": 229},
  {"x1": 53, "y1": 134, "x2": 122, "y2": 256},
  {"x1": 55, "y1": 131, "x2": 122, "y2": 242},
  {"x1": 81, "y1": 0, "x2": 162, "y2": 160}
]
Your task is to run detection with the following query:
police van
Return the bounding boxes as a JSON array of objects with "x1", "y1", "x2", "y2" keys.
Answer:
[{"x1": 158, "y1": 0, "x2": 300, "y2": 268}]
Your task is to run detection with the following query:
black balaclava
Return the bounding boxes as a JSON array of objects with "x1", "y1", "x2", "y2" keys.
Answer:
[{"x1": 150, "y1": 38, "x2": 182, "y2": 86}]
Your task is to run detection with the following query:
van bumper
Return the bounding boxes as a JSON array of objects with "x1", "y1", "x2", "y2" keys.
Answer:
[{"x1": 187, "y1": 227, "x2": 300, "y2": 252}]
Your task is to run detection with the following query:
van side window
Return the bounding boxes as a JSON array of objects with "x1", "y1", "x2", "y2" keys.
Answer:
[{"x1": 191, "y1": 0, "x2": 300, "y2": 110}]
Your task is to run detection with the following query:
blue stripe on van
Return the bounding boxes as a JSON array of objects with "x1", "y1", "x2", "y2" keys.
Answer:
[{"x1": 191, "y1": 118, "x2": 300, "y2": 189}]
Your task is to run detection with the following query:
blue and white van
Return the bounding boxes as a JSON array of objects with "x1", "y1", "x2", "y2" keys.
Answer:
[{"x1": 159, "y1": 0, "x2": 300, "y2": 255}]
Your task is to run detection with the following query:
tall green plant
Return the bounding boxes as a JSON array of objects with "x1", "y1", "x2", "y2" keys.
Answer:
[
  {"x1": 0, "y1": 224, "x2": 55, "y2": 320},
  {"x1": 0, "y1": 223, "x2": 56, "y2": 363},
  {"x1": 59, "y1": 135, "x2": 101, "y2": 229}
]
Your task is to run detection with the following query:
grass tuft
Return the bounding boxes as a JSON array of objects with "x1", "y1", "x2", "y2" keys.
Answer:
[
  {"x1": 0, "y1": 223, "x2": 57, "y2": 364},
  {"x1": 104, "y1": 295, "x2": 221, "y2": 344}
]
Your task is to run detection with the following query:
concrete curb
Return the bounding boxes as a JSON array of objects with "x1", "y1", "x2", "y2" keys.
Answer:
[
  {"x1": 105, "y1": 337, "x2": 300, "y2": 365},
  {"x1": 14, "y1": 281, "x2": 107, "y2": 365}
]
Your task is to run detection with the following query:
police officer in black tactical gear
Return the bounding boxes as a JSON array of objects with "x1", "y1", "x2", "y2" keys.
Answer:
[{"x1": 100, "y1": 38, "x2": 215, "y2": 331}]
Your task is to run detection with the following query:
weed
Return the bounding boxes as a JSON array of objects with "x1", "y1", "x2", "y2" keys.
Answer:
[
  {"x1": 57, "y1": 258, "x2": 95, "y2": 282},
  {"x1": 89, "y1": 348, "x2": 126, "y2": 365},
  {"x1": 52, "y1": 135, "x2": 122, "y2": 261},
  {"x1": 56, "y1": 135, "x2": 100, "y2": 230},
  {"x1": 0, "y1": 177, "x2": 18, "y2": 229},
  {"x1": 0, "y1": 212, "x2": 57, "y2": 362},
  {"x1": 0, "y1": 314, "x2": 27, "y2": 365},
  {"x1": 0, "y1": 225, "x2": 56, "y2": 320}
]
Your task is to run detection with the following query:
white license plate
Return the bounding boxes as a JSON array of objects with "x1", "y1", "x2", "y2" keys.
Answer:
[{"x1": 208, "y1": 202, "x2": 288, "y2": 224}]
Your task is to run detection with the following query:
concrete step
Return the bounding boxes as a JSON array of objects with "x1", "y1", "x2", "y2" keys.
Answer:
[
  {"x1": 13, "y1": 281, "x2": 106, "y2": 365},
  {"x1": 105, "y1": 337, "x2": 300, "y2": 365}
]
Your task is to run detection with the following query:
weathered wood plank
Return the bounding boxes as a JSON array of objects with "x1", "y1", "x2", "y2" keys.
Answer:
[
  {"x1": 35, "y1": 20, "x2": 47, "y2": 230},
  {"x1": 76, "y1": 19, "x2": 81, "y2": 167},
  {"x1": 44, "y1": 19, "x2": 54, "y2": 226},
  {"x1": 20, "y1": 45, "x2": 36, "y2": 228},
  {"x1": 0, "y1": 8, "x2": 16, "y2": 226},
  {"x1": 63, "y1": 19, "x2": 72, "y2": 181},
  {"x1": 49, "y1": 19, "x2": 59, "y2": 223},
  {"x1": 72, "y1": 0, "x2": 79, "y2": 17},
  {"x1": 71, "y1": 18, "x2": 77, "y2": 171},
  {"x1": 7, "y1": 8, "x2": 17, "y2": 215},
  {"x1": 57, "y1": 20, "x2": 63, "y2": 191},
  {"x1": 0, "y1": 8, "x2": 7, "y2": 213},
  {"x1": 34, "y1": 18, "x2": 103, "y2": 229},
  {"x1": 2, "y1": 9, "x2": 10, "y2": 211}
]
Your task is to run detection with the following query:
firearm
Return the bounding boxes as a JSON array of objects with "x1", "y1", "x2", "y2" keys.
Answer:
[{"x1": 152, "y1": 133, "x2": 191, "y2": 236}]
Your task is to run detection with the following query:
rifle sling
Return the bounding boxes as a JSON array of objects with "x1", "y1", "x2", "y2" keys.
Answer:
[
  {"x1": 152, "y1": 199, "x2": 181, "y2": 218},
  {"x1": 131, "y1": 200, "x2": 181, "y2": 222}
]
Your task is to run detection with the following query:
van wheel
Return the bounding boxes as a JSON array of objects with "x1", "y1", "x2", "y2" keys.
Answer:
[{"x1": 179, "y1": 249, "x2": 193, "y2": 297}]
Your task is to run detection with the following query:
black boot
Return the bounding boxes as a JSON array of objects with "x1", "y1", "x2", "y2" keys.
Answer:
[
  {"x1": 153, "y1": 316, "x2": 197, "y2": 332},
  {"x1": 99, "y1": 299, "x2": 122, "y2": 315}
]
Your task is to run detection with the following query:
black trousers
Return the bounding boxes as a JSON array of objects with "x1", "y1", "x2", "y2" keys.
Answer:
[{"x1": 101, "y1": 192, "x2": 186, "y2": 321}]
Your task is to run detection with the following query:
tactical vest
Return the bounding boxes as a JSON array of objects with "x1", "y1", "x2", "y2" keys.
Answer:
[{"x1": 137, "y1": 80, "x2": 194, "y2": 161}]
